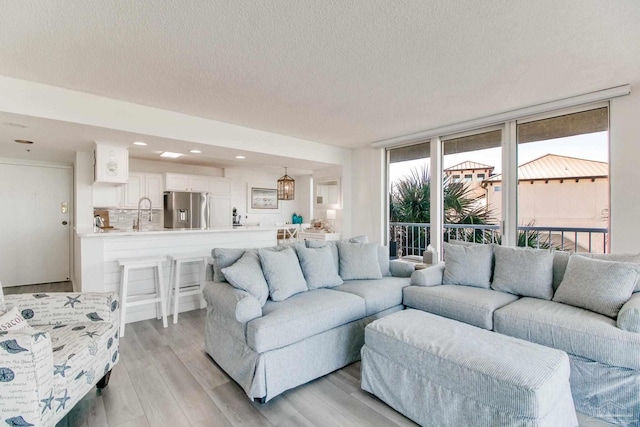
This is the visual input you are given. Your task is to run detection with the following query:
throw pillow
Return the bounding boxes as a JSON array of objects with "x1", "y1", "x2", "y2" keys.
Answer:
[
  {"x1": 0, "y1": 306, "x2": 32, "y2": 332},
  {"x1": 212, "y1": 248, "x2": 246, "y2": 282},
  {"x1": 258, "y1": 247, "x2": 308, "y2": 301},
  {"x1": 579, "y1": 253, "x2": 640, "y2": 293},
  {"x1": 553, "y1": 255, "x2": 638, "y2": 318},
  {"x1": 617, "y1": 293, "x2": 640, "y2": 333},
  {"x1": 491, "y1": 246, "x2": 554, "y2": 300},
  {"x1": 221, "y1": 251, "x2": 270, "y2": 306},
  {"x1": 378, "y1": 245, "x2": 391, "y2": 277},
  {"x1": 337, "y1": 242, "x2": 382, "y2": 280},
  {"x1": 442, "y1": 242, "x2": 493, "y2": 288},
  {"x1": 306, "y1": 240, "x2": 339, "y2": 270},
  {"x1": 296, "y1": 245, "x2": 343, "y2": 289}
]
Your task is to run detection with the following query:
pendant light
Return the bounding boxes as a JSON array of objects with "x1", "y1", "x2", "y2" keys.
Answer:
[{"x1": 277, "y1": 167, "x2": 295, "y2": 200}]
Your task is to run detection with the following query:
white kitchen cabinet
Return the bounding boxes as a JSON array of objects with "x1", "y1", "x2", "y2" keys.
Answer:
[
  {"x1": 94, "y1": 143, "x2": 128, "y2": 184},
  {"x1": 93, "y1": 184, "x2": 123, "y2": 208},
  {"x1": 123, "y1": 172, "x2": 163, "y2": 208},
  {"x1": 209, "y1": 196, "x2": 232, "y2": 227},
  {"x1": 145, "y1": 174, "x2": 163, "y2": 206},
  {"x1": 209, "y1": 177, "x2": 232, "y2": 196},
  {"x1": 165, "y1": 173, "x2": 211, "y2": 192},
  {"x1": 189, "y1": 175, "x2": 210, "y2": 192}
]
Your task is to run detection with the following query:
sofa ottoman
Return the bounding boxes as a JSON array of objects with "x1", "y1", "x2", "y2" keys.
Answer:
[{"x1": 361, "y1": 309, "x2": 578, "y2": 427}]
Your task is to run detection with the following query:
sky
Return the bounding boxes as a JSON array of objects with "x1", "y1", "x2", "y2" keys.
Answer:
[{"x1": 389, "y1": 131, "x2": 608, "y2": 183}]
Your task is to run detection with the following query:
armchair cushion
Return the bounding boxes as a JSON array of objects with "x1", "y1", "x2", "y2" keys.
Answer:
[
  {"x1": 1, "y1": 292, "x2": 119, "y2": 426},
  {"x1": 2, "y1": 292, "x2": 118, "y2": 326}
]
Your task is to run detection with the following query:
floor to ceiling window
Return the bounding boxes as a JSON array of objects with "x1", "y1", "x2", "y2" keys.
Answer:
[
  {"x1": 442, "y1": 129, "x2": 502, "y2": 244},
  {"x1": 515, "y1": 107, "x2": 609, "y2": 252},
  {"x1": 386, "y1": 104, "x2": 610, "y2": 257},
  {"x1": 387, "y1": 141, "x2": 430, "y2": 257}
]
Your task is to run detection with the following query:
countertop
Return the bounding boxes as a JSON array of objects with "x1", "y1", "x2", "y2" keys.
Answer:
[{"x1": 76, "y1": 225, "x2": 280, "y2": 238}]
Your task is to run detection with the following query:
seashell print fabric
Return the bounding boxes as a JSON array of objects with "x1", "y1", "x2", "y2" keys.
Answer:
[{"x1": 0, "y1": 292, "x2": 119, "y2": 426}]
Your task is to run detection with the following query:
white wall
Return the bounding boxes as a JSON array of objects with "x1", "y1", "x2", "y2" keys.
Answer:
[
  {"x1": 350, "y1": 147, "x2": 385, "y2": 243},
  {"x1": 223, "y1": 167, "x2": 309, "y2": 226},
  {"x1": 610, "y1": 82, "x2": 640, "y2": 253}
]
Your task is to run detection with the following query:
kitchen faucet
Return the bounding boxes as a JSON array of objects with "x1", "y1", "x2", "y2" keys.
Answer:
[{"x1": 134, "y1": 197, "x2": 152, "y2": 230}]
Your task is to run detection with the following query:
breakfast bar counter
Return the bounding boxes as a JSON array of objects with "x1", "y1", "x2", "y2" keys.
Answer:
[{"x1": 74, "y1": 226, "x2": 278, "y2": 323}]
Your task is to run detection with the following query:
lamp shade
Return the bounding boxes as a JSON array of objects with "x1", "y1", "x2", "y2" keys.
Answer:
[
  {"x1": 277, "y1": 167, "x2": 295, "y2": 200},
  {"x1": 326, "y1": 209, "x2": 336, "y2": 220}
]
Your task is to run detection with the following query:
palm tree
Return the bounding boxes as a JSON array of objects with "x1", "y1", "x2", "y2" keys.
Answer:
[{"x1": 390, "y1": 166, "x2": 493, "y2": 253}]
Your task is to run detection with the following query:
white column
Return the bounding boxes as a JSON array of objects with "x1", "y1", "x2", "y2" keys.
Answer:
[{"x1": 430, "y1": 137, "x2": 443, "y2": 262}]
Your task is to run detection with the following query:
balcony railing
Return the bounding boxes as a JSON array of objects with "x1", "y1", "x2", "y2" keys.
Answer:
[{"x1": 390, "y1": 222, "x2": 609, "y2": 256}]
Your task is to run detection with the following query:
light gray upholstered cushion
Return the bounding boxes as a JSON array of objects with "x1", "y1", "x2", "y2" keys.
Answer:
[
  {"x1": 618, "y1": 293, "x2": 640, "y2": 333},
  {"x1": 258, "y1": 247, "x2": 307, "y2": 301},
  {"x1": 378, "y1": 245, "x2": 391, "y2": 277},
  {"x1": 494, "y1": 297, "x2": 640, "y2": 370},
  {"x1": 389, "y1": 260, "x2": 415, "y2": 277},
  {"x1": 295, "y1": 244, "x2": 343, "y2": 289},
  {"x1": 442, "y1": 242, "x2": 493, "y2": 288},
  {"x1": 553, "y1": 255, "x2": 638, "y2": 318},
  {"x1": 552, "y1": 251, "x2": 572, "y2": 292},
  {"x1": 246, "y1": 288, "x2": 366, "y2": 352},
  {"x1": 333, "y1": 277, "x2": 410, "y2": 316},
  {"x1": 403, "y1": 284, "x2": 519, "y2": 330},
  {"x1": 212, "y1": 248, "x2": 246, "y2": 282},
  {"x1": 491, "y1": 246, "x2": 554, "y2": 300},
  {"x1": 220, "y1": 251, "x2": 269, "y2": 306},
  {"x1": 363, "y1": 309, "x2": 573, "y2": 423},
  {"x1": 337, "y1": 242, "x2": 383, "y2": 280},
  {"x1": 410, "y1": 263, "x2": 445, "y2": 287},
  {"x1": 305, "y1": 240, "x2": 339, "y2": 269},
  {"x1": 579, "y1": 252, "x2": 640, "y2": 293}
]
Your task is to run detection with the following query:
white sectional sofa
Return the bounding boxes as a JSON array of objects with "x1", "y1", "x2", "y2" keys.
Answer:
[
  {"x1": 406, "y1": 243, "x2": 640, "y2": 426},
  {"x1": 203, "y1": 237, "x2": 415, "y2": 402}
]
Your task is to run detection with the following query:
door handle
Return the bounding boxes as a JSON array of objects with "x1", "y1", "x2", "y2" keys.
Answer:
[{"x1": 62, "y1": 221, "x2": 68, "y2": 225}]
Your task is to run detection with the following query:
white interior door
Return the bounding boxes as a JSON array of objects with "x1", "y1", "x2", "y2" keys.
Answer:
[{"x1": 0, "y1": 162, "x2": 72, "y2": 287}]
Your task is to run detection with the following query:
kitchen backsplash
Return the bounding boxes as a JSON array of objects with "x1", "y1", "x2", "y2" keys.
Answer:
[{"x1": 101, "y1": 208, "x2": 163, "y2": 229}]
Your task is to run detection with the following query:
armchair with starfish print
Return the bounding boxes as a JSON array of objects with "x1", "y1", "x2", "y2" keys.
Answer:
[{"x1": 0, "y1": 291, "x2": 119, "y2": 427}]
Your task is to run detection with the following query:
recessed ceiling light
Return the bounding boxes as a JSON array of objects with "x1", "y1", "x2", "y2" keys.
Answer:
[
  {"x1": 133, "y1": 141, "x2": 147, "y2": 146},
  {"x1": 15, "y1": 139, "x2": 34, "y2": 144},
  {"x1": 189, "y1": 149, "x2": 202, "y2": 154},
  {"x1": 160, "y1": 151, "x2": 183, "y2": 158},
  {"x1": 235, "y1": 155, "x2": 246, "y2": 159}
]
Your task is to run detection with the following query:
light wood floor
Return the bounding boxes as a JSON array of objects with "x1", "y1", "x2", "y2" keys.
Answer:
[
  {"x1": 55, "y1": 309, "x2": 420, "y2": 427},
  {"x1": 6, "y1": 284, "x2": 612, "y2": 427}
]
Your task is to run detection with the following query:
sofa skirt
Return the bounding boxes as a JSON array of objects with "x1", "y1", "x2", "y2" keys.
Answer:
[
  {"x1": 205, "y1": 305, "x2": 403, "y2": 402},
  {"x1": 569, "y1": 354, "x2": 640, "y2": 427}
]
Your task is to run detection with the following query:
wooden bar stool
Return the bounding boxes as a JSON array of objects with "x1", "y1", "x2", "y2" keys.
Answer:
[
  {"x1": 168, "y1": 254, "x2": 207, "y2": 324},
  {"x1": 117, "y1": 256, "x2": 168, "y2": 337}
]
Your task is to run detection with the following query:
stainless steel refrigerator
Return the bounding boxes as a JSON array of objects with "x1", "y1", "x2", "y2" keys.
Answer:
[{"x1": 163, "y1": 191, "x2": 210, "y2": 229}]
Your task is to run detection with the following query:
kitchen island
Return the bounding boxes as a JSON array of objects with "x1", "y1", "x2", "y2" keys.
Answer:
[{"x1": 74, "y1": 226, "x2": 278, "y2": 323}]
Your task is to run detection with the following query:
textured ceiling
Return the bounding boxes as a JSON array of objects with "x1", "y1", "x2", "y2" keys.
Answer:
[{"x1": 0, "y1": 1, "x2": 639, "y2": 149}]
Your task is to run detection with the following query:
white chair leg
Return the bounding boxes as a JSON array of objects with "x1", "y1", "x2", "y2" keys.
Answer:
[
  {"x1": 166, "y1": 258, "x2": 174, "y2": 317},
  {"x1": 173, "y1": 260, "x2": 181, "y2": 324},
  {"x1": 156, "y1": 261, "x2": 168, "y2": 328},
  {"x1": 119, "y1": 266, "x2": 129, "y2": 338}
]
